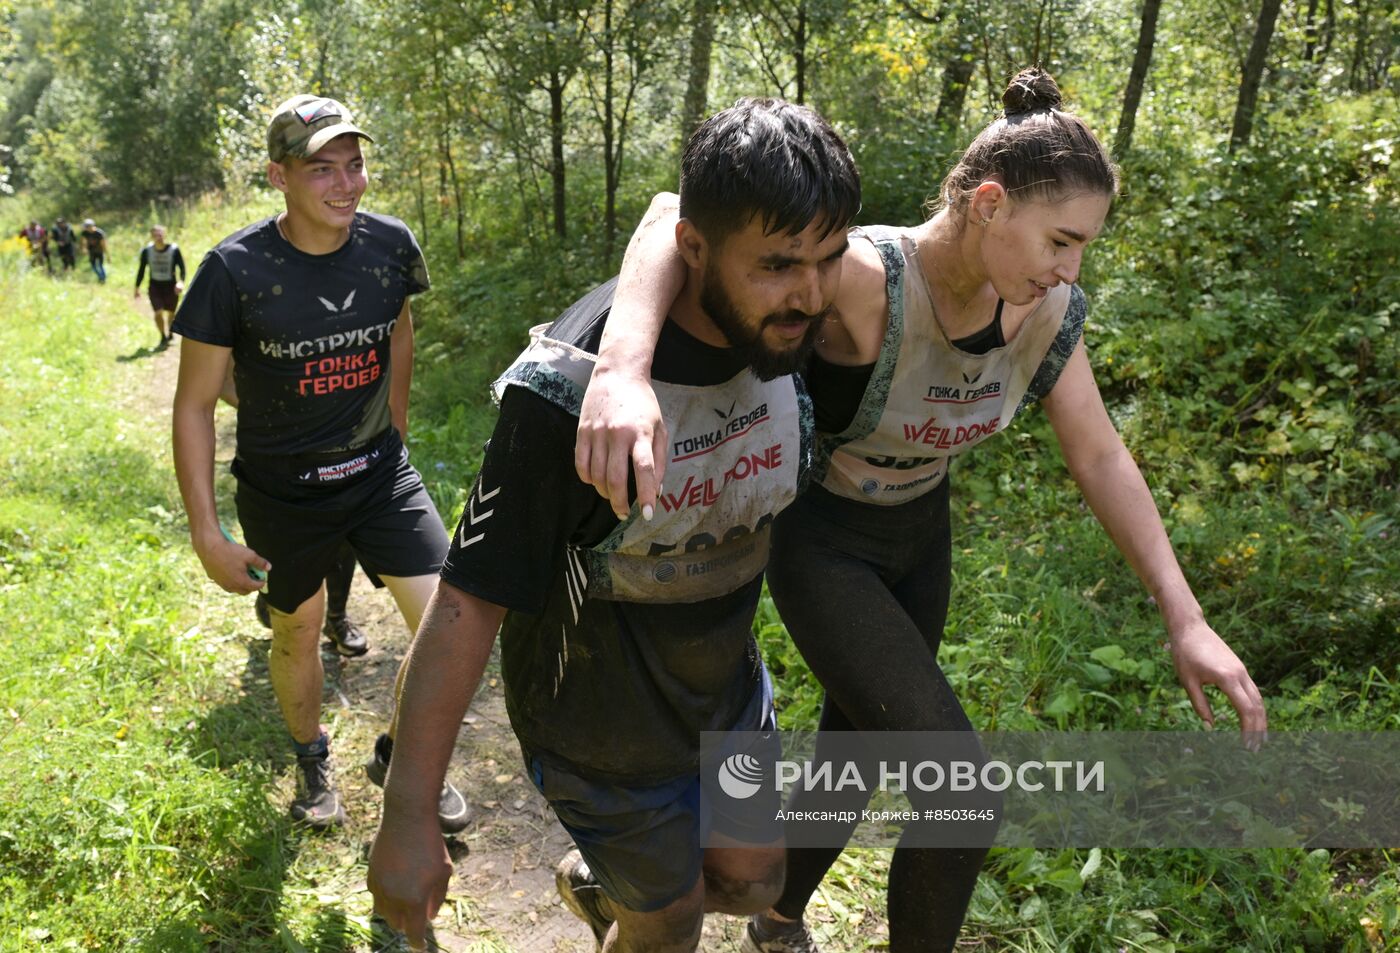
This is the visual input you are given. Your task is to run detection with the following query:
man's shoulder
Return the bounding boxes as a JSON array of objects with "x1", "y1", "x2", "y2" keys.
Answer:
[
  {"x1": 543, "y1": 278, "x2": 617, "y2": 356},
  {"x1": 203, "y1": 218, "x2": 276, "y2": 267},
  {"x1": 492, "y1": 283, "x2": 616, "y2": 420},
  {"x1": 214, "y1": 217, "x2": 276, "y2": 249},
  {"x1": 353, "y1": 211, "x2": 417, "y2": 246}
]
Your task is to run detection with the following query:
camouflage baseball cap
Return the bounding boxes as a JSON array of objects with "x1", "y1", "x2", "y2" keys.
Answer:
[{"x1": 267, "y1": 94, "x2": 374, "y2": 163}]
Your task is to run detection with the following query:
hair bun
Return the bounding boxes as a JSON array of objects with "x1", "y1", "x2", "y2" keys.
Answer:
[{"x1": 1002, "y1": 67, "x2": 1062, "y2": 116}]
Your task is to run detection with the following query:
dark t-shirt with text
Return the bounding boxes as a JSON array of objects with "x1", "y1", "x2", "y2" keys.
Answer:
[
  {"x1": 172, "y1": 212, "x2": 429, "y2": 463},
  {"x1": 441, "y1": 285, "x2": 777, "y2": 782}
]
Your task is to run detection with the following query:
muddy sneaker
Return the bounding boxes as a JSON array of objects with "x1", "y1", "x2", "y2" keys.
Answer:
[
  {"x1": 254, "y1": 592, "x2": 271, "y2": 629},
  {"x1": 741, "y1": 914, "x2": 821, "y2": 953},
  {"x1": 322, "y1": 614, "x2": 369, "y2": 657},
  {"x1": 290, "y1": 751, "x2": 345, "y2": 829},
  {"x1": 365, "y1": 733, "x2": 472, "y2": 834},
  {"x1": 555, "y1": 849, "x2": 613, "y2": 948}
]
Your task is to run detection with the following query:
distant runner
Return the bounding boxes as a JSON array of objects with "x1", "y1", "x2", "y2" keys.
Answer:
[
  {"x1": 134, "y1": 225, "x2": 186, "y2": 348},
  {"x1": 20, "y1": 220, "x2": 51, "y2": 273},
  {"x1": 81, "y1": 218, "x2": 107, "y2": 283},
  {"x1": 52, "y1": 218, "x2": 77, "y2": 271}
]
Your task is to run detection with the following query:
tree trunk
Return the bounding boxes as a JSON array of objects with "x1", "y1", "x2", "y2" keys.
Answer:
[
  {"x1": 1032, "y1": 0, "x2": 1049, "y2": 62},
  {"x1": 1302, "y1": 0, "x2": 1321, "y2": 61},
  {"x1": 602, "y1": 0, "x2": 617, "y2": 259},
  {"x1": 314, "y1": 37, "x2": 330, "y2": 93},
  {"x1": 415, "y1": 162, "x2": 429, "y2": 251},
  {"x1": 1318, "y1": 0, "x2": 1336, "y2": 64},
  {"x1": 432, "y1": 32, "x2": 466, "y2": 259},
  {"x1": 549, "y1": 69, "x2": 568, "y2": 239},
  {"x1": 441, "y1": 131, "x2": 466, "y2": 260},
  {"x1": 1348, "y1": 0, "x2": 1371, "y2": 91},
  {"x1": 1114, "y1": 0, "x2": 1162, "y2": 157},
  {"x1": 794, "y1": 2, "x2": 807, "y2": 104},
  {"x1": 679, "y1": 0, "x2": 716, "y2": 148},
  {"x1": 932, "y1": 45, "x2": 976, "y2": 133},
  {"x1": 1229, "y1": 0, "x2": 1283, "y2": 152}
]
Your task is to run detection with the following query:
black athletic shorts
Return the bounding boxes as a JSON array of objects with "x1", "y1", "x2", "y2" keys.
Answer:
[
  {"x1": 522, "y1": 669, "x2": 782, "y2": 913},
  {"x1": 148, "y1": 279, "x2": 179, "y2": 312},
  {"x1": 233, "y1": 440, "x2": 449, "y2": 614}
]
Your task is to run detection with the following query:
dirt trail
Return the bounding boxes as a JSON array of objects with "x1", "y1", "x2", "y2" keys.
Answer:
[{"x1": 133, "y1": 341, "x2": 750, "y2": 952}]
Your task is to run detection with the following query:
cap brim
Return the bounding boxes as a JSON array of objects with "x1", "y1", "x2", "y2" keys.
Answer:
[{"x1": 301, "y1": 124, "x2": 374, "y2": 158}]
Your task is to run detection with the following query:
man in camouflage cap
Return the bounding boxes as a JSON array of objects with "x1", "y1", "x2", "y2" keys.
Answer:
[
  {"x1": 265, "y1": 94, "x2": 374, "y2": 163},
  {"x1": 171, "y1": 94, "x2": 469, "y2": 833}
]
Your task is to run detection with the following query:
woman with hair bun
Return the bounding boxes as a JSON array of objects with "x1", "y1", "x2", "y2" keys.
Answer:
[{"x1": 574, "y1": 69, "x2": 1267, "y2": 952}]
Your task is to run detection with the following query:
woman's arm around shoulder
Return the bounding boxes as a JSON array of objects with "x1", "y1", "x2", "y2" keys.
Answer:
[{"x1": 576, "y1": 192, "x2": 684, "y2": 519}]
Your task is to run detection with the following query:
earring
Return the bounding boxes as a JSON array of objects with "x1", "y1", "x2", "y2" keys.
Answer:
[{"x1": 976, "y1": 216, "x2": 991, "y2": 227}]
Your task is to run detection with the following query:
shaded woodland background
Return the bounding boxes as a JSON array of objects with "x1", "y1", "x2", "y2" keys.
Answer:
[{"x1": 4, "y1": 0, "x2": 1397, "y2": 247}]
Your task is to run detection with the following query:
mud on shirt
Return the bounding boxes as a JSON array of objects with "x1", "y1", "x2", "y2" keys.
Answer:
[
  {"x1": 173, "y1": 212, "x2": 429, "y2": 464},
  {"x1": 441, "y1": 279, "x2": 813, "y2": 783}
]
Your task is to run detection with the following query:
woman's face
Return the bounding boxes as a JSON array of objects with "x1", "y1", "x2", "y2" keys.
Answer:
[{"x1": 977, "y1": 190, "x2": 1111, "y2": 305}]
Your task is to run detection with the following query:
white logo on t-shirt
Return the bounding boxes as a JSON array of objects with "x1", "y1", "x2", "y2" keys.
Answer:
[{"x1": 317, "y1": 289, "x2": 357, "y2": 313}]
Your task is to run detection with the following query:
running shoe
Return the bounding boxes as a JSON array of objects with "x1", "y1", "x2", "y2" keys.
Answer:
[
  {"x1": 290, "y1": 751, "x2": 346, "y2": 829},
  {"x1": 365, "y1": 733, "x2": 472, "y2": 834},
  {"x1": 555, "y1": 849, "x2": 613, "y2": 948},
  {"x1": 322, "y1": 614, "x2": 369, "y2": 657},
  {"x1": 741, "y1": 915, "x2": 821, "y2": 953}
]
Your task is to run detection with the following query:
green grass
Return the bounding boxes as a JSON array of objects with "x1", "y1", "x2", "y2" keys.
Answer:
[{"x1": 0, "y1": 230, "x2": 373, "y2": 952}]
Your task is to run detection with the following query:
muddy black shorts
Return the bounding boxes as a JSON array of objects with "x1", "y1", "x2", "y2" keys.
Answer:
[
  {"x1": 148, "y1": 279, "x2": 179, "y2": 312},
  {"x1": 521, "y1": 671, "x2": 782, "y2": 913},
  {"x1": 233, "y1": 436, "x2": 449, "y2": 613}
]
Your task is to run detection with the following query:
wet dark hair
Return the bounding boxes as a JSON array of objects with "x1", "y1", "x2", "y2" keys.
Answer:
[
  {"x1": 935, "y1": 67, "x2": 1118, "y2": 214},
  {"x1": 680, "y1": 98, "x2": 861, "y2": 245}
]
